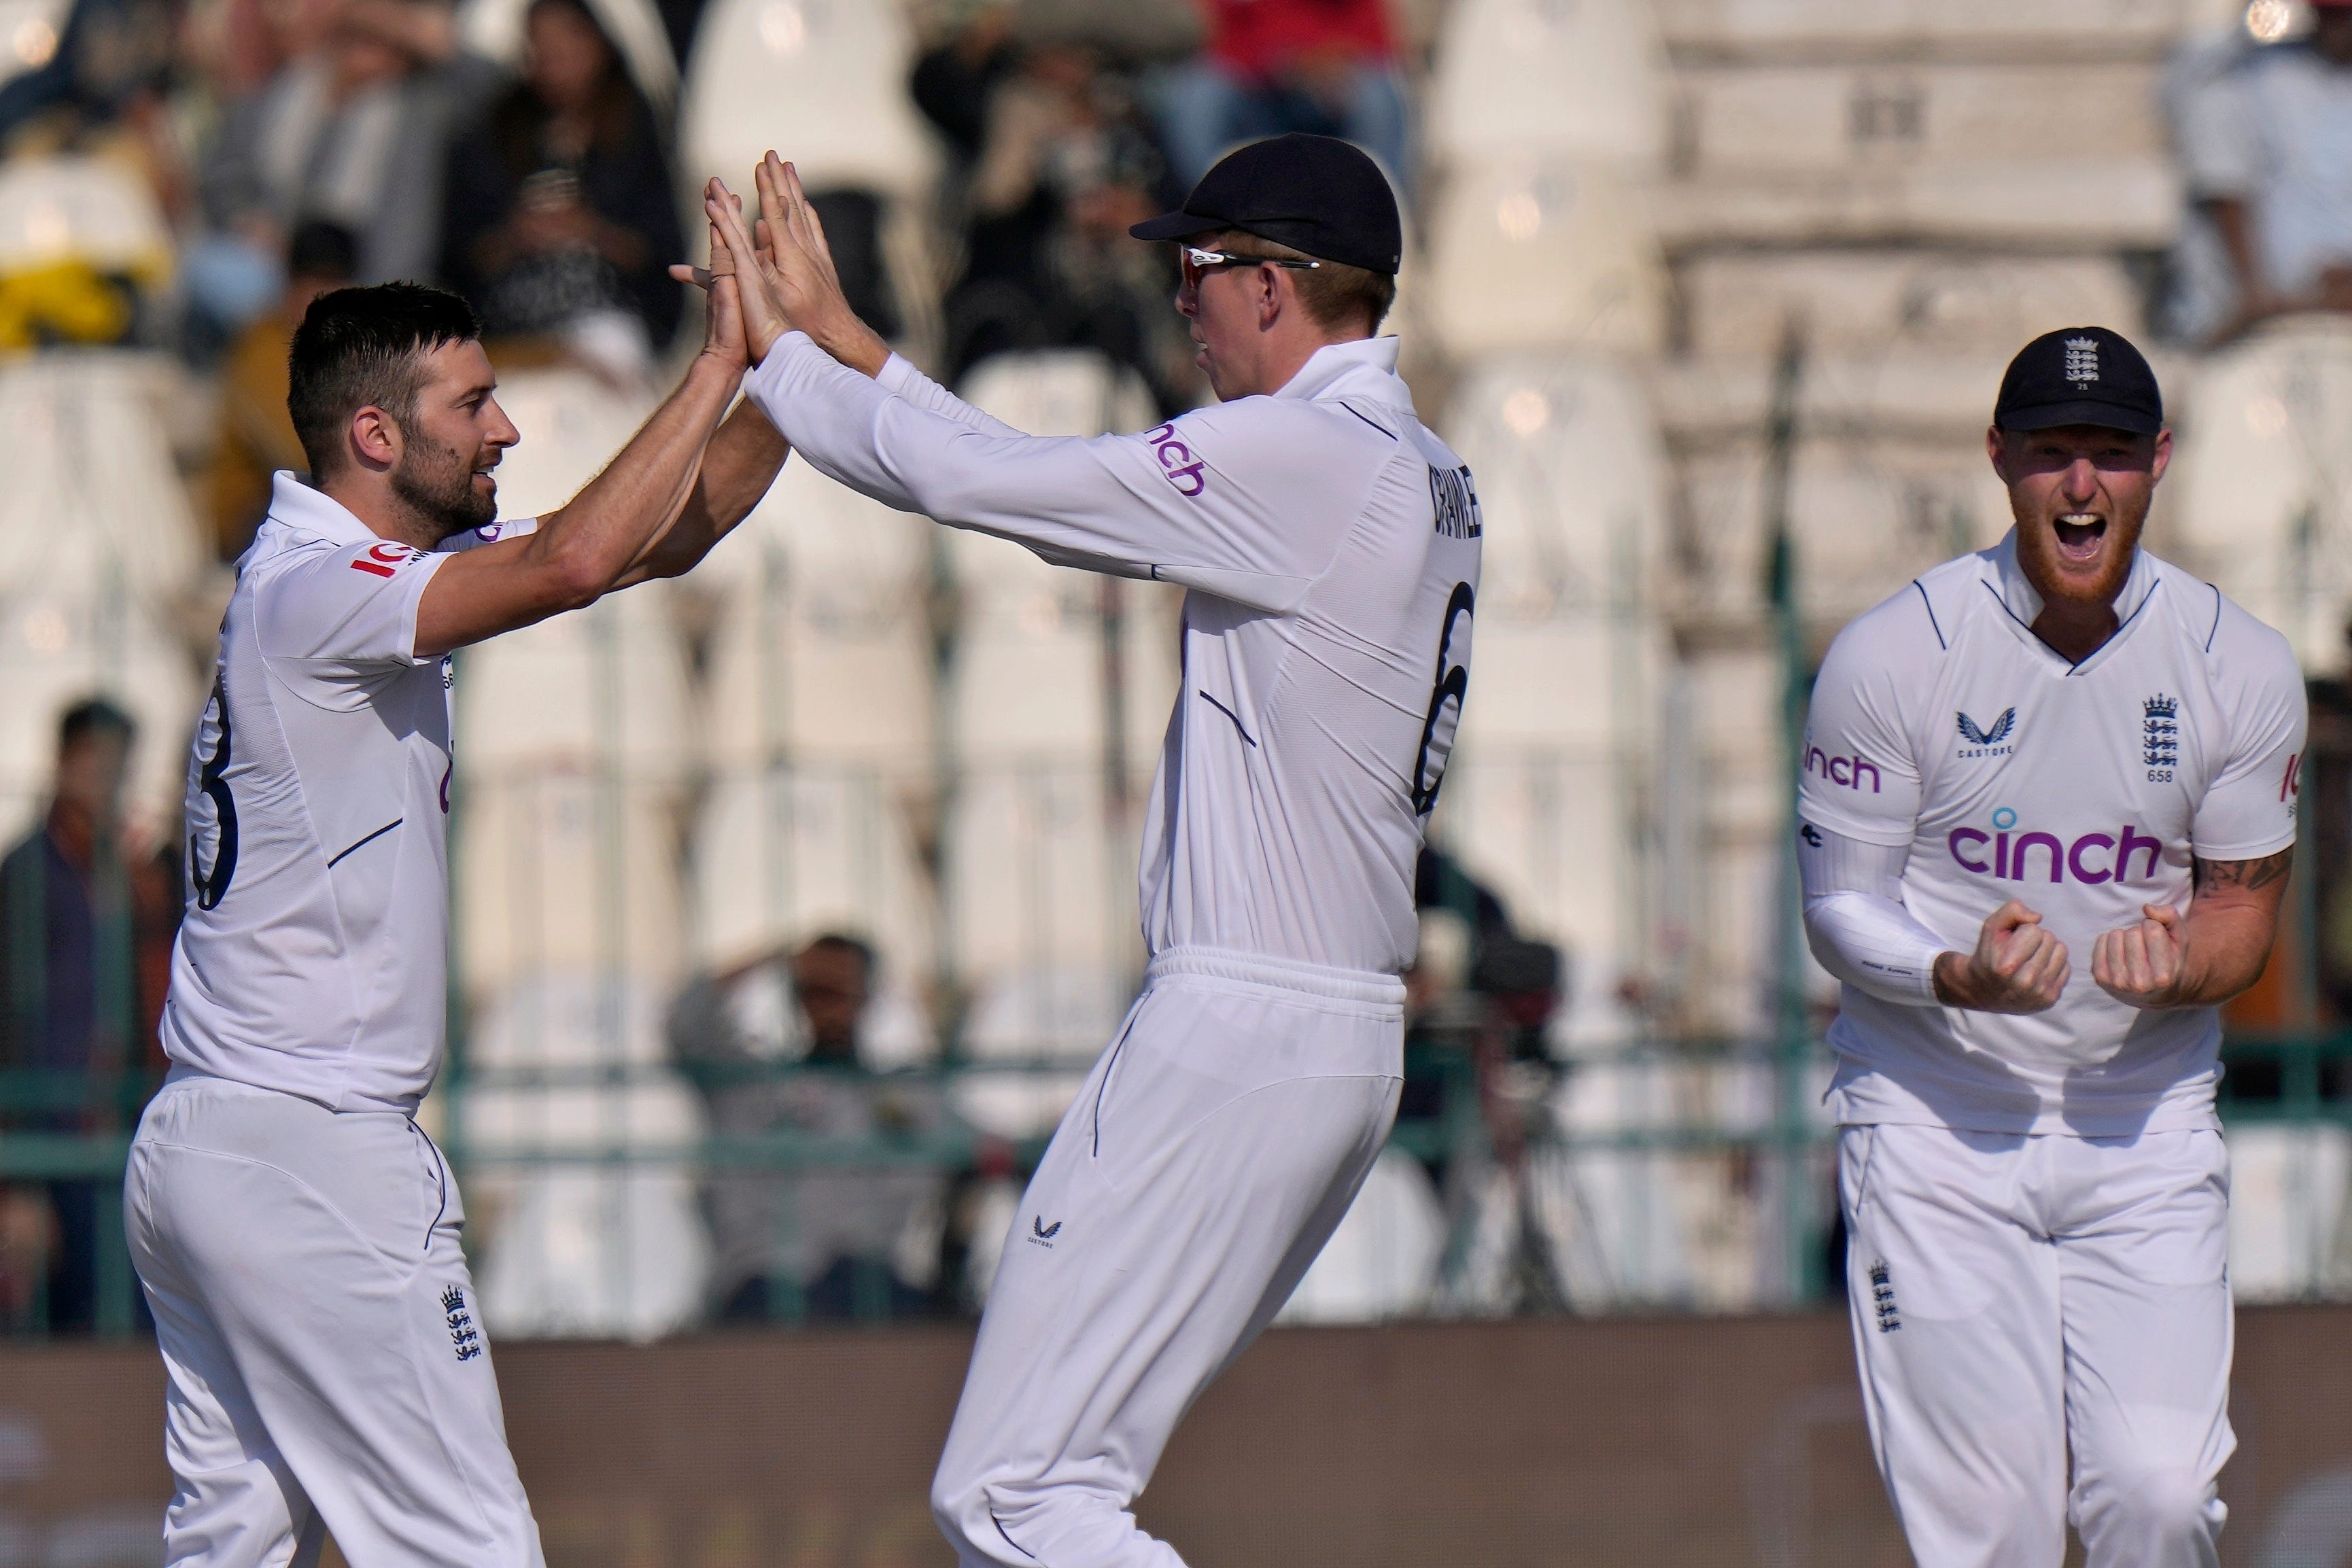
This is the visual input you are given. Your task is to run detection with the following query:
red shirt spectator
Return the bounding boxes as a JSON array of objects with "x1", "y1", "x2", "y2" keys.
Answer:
[{"x1": 1203, "y1": 0, "x2": 1396, "y2": 86}]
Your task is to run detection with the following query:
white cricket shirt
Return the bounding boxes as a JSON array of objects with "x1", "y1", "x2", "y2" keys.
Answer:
[
  {"x1": 745, "y1": 334, "x2": 1482, "y2": 977},
  {"x1": 1799, "y1": 533, "x2": 2306, "y2": 1134},
  {"x1": 160, "y1": 473, "x2": 535, "y2": 1112}
]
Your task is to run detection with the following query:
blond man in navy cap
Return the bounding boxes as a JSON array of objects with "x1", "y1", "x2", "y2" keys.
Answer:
[{"x1": 698, "y1": 134, "x2": 1469, "y2": 1566}]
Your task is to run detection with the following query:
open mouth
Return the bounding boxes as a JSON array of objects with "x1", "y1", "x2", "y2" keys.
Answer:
[{"x1": 2052, "y1": 512, "x2": 2106, "y2": 563}]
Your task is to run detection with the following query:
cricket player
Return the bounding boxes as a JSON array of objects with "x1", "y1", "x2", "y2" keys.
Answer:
[
  {"x1": 710, "y1": 136, "x2": 1477, "y2": 1565},
  {"x1": 124, "y1": 204, "x2": 785, "y2": 1567},
  {"x1": 1799, "y1": 326, "x2": 2306, "y2": 1567}
]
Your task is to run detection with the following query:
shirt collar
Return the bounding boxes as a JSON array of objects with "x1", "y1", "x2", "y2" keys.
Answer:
[
  {"x1": 1988, "y1": 525, "x2": 2158, "y2": 629},
  {"x1": 1273, "y1": 335, "x2": 1415, "y2": 417},
  {"x1": 263, "y1": 470, "x2": 381, "y2": 548}
]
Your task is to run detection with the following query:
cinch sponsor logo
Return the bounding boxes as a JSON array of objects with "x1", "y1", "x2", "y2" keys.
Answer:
[
  {"x1": 1805, "y1": 746, "x2": 1882, "y2": 794},
  {"x1": 1143, "y1": 422, "x2": 1207, "y2": 498},
  {"x1": 1948, "y1": 805, "x2": 2163, "y2": 885}
]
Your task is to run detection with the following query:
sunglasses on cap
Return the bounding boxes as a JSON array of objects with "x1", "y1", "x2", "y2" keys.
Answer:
[{"x1": 1179, "y1": 245, "x2": 1322, "y2": 290}]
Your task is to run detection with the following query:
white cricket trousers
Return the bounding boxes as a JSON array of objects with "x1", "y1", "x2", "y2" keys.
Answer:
[
  {"x1": 125, "y1": 1070, "x2": 544, "y2": 1568},
  {"x1": 1841, "y1": 1123, "x2": 2234, "y2": 1568},
  {"x1": 931, "y1": 946, "x2": 1405, "y2": 1568}
]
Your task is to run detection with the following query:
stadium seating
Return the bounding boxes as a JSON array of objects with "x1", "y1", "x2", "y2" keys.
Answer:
[
  {"x1": 1424, "y1": 158, "x2": 1667, "y2": 360},
  {"x1": 2227, "y1": 1121, "x2": 2352, "y2": 1303},
  {"x1": 2168, "y1": 315, "x2": 2352, "y2": 672},
  {"x1": 1655, "y1": 62, "x2": 2177, "y2": 247},
  {"x1": 0, "y1": 155, "x2": 172, "y2": 285},
  {"x1": 1425, "y1": 0, "x2": 1667, "y2": 173},
  {"x1": 676, "y1": 0, "x2": 932, "y2": 201},
  {"x1": 1276, "y1": 1151, "x2": 1446, "y2": 1324},
  {"x1": 0, "y1": 352, "x2": 207, "y2": 843},
  {"x1": 1677, "y1": 253, "x2": 2143, "y2": 362},
  {"x1": 938, "y1": 352, "x2": 1170, "y2": 1083},
  {"x1": 457, "y1": 0, "x2": 678, "y2": 114},
  {"x1": 688, "y1": 447, "x2": 941, "y2": 975},
  {"x1": 1653, "y1": 0, "x2": 2204, "y2": 50},
  {"x1": 1435, "y1": 355, "x2": 1673, "y2": 1048}
]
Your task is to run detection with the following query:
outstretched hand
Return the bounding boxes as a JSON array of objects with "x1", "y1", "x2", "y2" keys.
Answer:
[
  {"x1": 672, "y1": 177, "x2": 788, "y2": 364},
  {"x1": 750, "y1": 153, "x2": 890, "y2": 377}
]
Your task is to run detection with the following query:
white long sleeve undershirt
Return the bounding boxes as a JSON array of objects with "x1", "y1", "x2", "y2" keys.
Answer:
[{"x1": 1797, "y1": 824, "x2": 1950, "y2": 1007}]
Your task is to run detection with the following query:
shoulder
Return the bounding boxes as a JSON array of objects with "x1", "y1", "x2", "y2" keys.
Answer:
[
  {"x1": 1831, "y1": 557, "x2": 1979, "y2": 668},
  {"x1": 1166, "y1": 394, "x2": 1403, "y2": 466}
]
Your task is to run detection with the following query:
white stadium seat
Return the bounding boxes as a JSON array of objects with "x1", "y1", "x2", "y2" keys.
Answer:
[
  {"x1": 2168, "y1": 316, "x2": 2352, "y2": 673},
  {"x1": 0, "y1": 353, "x2": 209, "y2": 841},
  {"x1": 1277, "y1": 1151, "x2": 1446, "y2": 1324},
  {"x1": 940, "y1": 353, "x2": 1175, "y2": 1051},
  {"x1": 1425, "y1": 158, "x2": 1666, "y2": 360},
  {"x1": 1425, "y1": 0, "x2": 1666, "y2": 173},
  {"x1": 677, "y1": 0, "x2": 932, "y2": 200},
  {"x1": 0, "y1": 154, "x2": 171, "y2": 282},
  {"x1": 0, "y1": 0, "x2": 68, "y2": 91},
  {"x1": 689, "y1": 765, "x2": 937, "y2": 979}
]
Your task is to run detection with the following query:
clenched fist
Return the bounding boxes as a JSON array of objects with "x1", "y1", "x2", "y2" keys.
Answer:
[
  {"x1": 1933, "y1": 899, "x2": 2070, "y2": 1014},
  {"x1": 2092, "y1": 903, "x2": 2189, "y2": 1009}
]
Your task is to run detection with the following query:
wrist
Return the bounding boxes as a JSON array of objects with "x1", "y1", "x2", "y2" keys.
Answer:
[{"x1": 1931, "y1": 951, "x2": 1967, "y2": 1007}]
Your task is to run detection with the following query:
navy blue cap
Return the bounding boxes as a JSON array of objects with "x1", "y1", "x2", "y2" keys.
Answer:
[
  {"x1": 1130, "y1": 133, "x2": 1402, "y2": 275},
  {"x1": 1994, "y1": 326, "x2": 2164, "y2": 437}
]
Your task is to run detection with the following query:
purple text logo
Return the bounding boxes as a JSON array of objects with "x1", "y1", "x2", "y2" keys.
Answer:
[
  {"x1": 1948, "y1": 809, "x2": 2163, "y2": 885},
  {"x1": 1805, "y1": 746, "x2": 1882, "y2": 795},
  {"x1": 1143, "y1": 422, "x2": 1207, "y2": 498}
]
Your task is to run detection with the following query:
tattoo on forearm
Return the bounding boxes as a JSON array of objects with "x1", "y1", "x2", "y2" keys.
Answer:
[{"x1": 2193, "y1": 848, "x2": 2294, "y2": 894}]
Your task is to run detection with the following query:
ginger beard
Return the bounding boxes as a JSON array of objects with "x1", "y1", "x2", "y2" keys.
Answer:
[
  {"x1": 390, "y1": 424, "x2": 500, "y2": 542},
  {"x1": 1996, "y1": 427, "x2": 2163, "y2": 613}
]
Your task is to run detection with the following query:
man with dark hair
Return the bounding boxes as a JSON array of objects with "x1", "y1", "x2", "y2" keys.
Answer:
[
  {"x1": 716, "y1": 134, "x2": 1473, "y2": 1566},
  {"x1": 1798, "y1": 328, "x2": 2306, "y2": 1566},
  {"x1": 124, "y1": 205, "x2": 782, "y2": 1567},
  {"x1": 0, "y1": 697, "x2": 177, "y2": 1335}
]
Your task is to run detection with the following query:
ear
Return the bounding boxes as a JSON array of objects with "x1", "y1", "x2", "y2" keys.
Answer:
[
  {"x1": 349, "y1": 405, "x2": 402, "y2": 472},
  {"x1": 2149, "y1": 426, "x2": 2173, "y2": 485},
  {"x1": 1255, "y1": 264, "x2": 1285, "y2": 332},
  {"x1": 1984, "y1": 424, "x2": 2009, "y2": 483}
]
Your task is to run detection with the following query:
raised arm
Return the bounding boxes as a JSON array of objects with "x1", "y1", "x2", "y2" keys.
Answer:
[
  {"x1": 412, "y1": 189, "x2": 751, "y2": 657},
  {"x1": 2092, "y1": 850, "x2": 2292, "y2": 1011}
]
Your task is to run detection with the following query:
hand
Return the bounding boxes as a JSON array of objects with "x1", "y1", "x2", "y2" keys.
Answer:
[
  {"x1": 1933, "y1": 899, "x2": 2070, "y2": 1014},
  {"x1": 672, "y1": 180, "x2": 776, "y2": 366},
  {"x1": 753, "y1": 152, "x2": 890, "y2": 376},
  {"x1": 685, "y1": 177, "x2": 792, "y2": 362},
  {"x1": 2092, "y1": 903, "x2": 2189, "y2": 1009}
]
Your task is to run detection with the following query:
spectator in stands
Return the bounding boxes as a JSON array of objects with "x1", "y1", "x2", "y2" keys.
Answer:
[
  {"x1": 197, "y1": 0, "x2": 502, "y2": 300},
  {"x1": 439, "y1": 0, "x2": 683, "y2": 380},
  {"x1": 0, "y1": 700, "x2": 179, "y2": 1335},
  {"x1": 914, "y1": 14, "x2": 1196, "y2": 410},
  {"x1": 1152, "y1": 0, "x2": 1409, "y2": 196},
  {"x1": 2168, "y1": 0, "x2": 2352, "y2": 343},
  {"x1": 203, "y1": 220, "x2": 356, "y2": 561},
  {"x1": 0, "y1": 0, "x2": 187, "y2": 206},
  {"x1": 669, "y1": 933, "x2": 956, "y2": 1324}
]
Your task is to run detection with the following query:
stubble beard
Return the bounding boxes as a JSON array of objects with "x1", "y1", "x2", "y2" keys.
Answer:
[{"x1": 390, "y1": 432, "x2": 496, "y2": 543}]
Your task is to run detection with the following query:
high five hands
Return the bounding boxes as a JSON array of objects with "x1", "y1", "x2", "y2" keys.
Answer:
[{"x1": 668, "y1": 156, "x2": 892, "y2": 378}]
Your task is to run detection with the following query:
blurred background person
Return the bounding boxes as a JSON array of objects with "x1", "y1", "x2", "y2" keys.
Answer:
[
  {"x1": 194, "y1": 0, "x2": 500, "y2": 338},
  {"x1": 1152, "y1": 0, "x2": 1408, "y2": 196},
  {"x1": 439, "y1": 0, "x2": 682, "y2": 383},
  {"x1": 2168, "y1": 0, "x2": 2352, "y2": 343},
  {"x1": 669, "y1": 933, "x2": 956, "y2": 1324},
  {"x1": 915, "y1": 13, "x2": 1194, "y2": 410},
  {"x1": 201, "y1": 217, "x2": 353, "y2": 561},
  {"x1": 0, "y1": 699, "x2": 178, "y2": 1336}
]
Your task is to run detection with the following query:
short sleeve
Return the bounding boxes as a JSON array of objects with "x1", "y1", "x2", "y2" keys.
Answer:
[
  {"x1": 2176, "y1": 58, "x2": 2260, "y2": 199},
  {"x1": 254, "y1": 537, "x2": 451, "y2": 676},
  {"x1": 1797, "y1": 591, "x2": 1933, "y2": 847},
  {"x1": 2192, "y1": 602, "x2": 2306, "y2": 859},
  {"x1": 436, "y1": 516, "x2": 541, "y2": 553}
]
